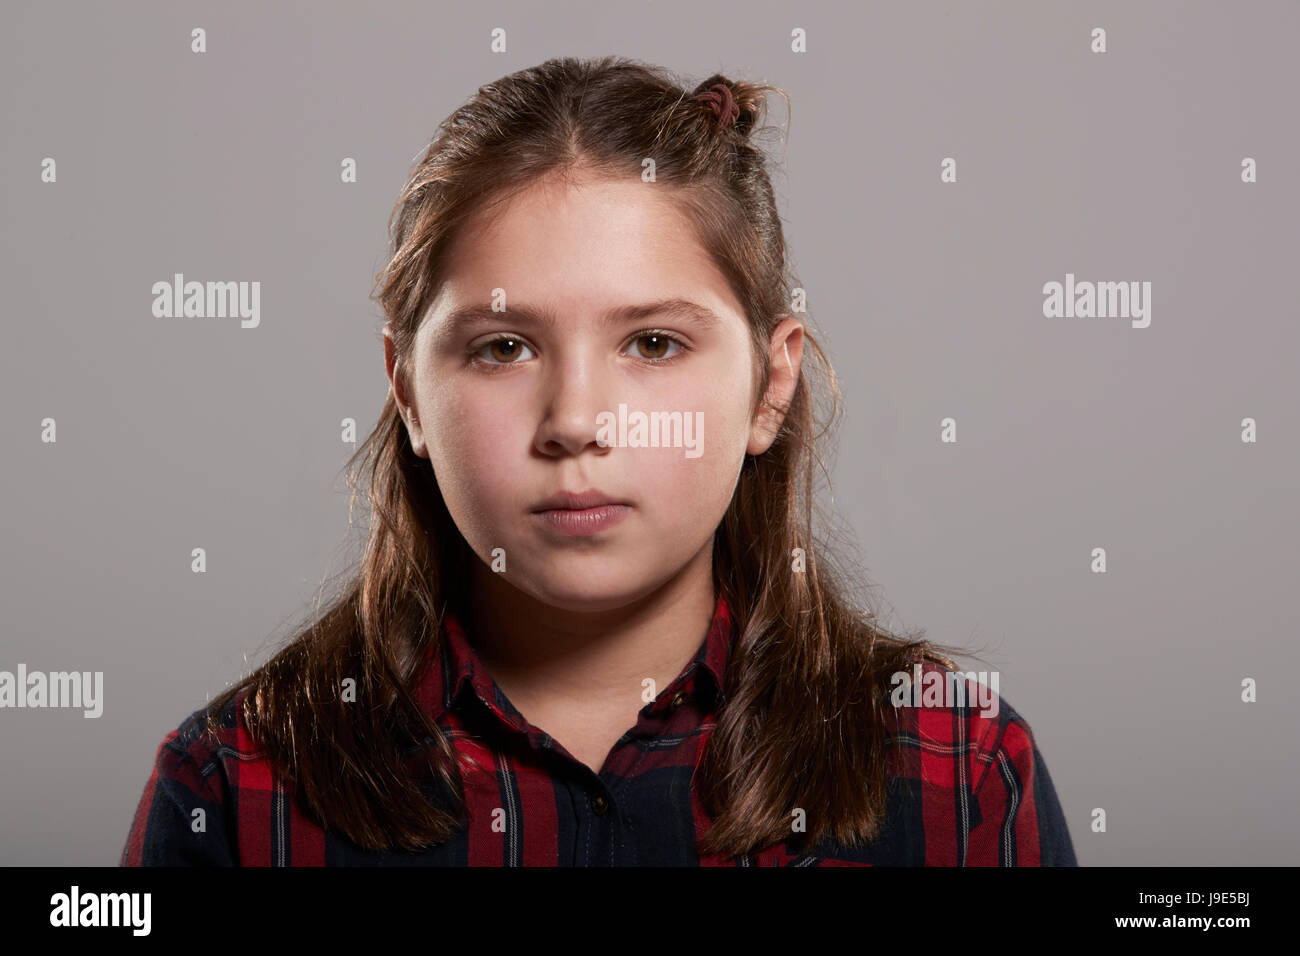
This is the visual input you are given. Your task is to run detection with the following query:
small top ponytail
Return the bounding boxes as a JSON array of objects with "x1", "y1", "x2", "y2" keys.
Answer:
[{"x1": 692, "y1": 75, "x2": 763, "y2": 137}]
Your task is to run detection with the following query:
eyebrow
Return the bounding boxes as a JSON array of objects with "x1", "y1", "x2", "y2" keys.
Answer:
[{"x1": 436, "y1": 297, "x2": 726, "y2": 338}]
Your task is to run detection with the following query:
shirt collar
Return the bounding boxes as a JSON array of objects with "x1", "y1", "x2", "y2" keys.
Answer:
[{"x1": 417, "y1": 592, "x2": 735, "y2": 728}]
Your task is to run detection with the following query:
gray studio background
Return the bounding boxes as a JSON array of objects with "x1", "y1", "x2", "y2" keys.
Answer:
[{"x1": 2, "y1": 0, "x2": 1297, "y2": 866}]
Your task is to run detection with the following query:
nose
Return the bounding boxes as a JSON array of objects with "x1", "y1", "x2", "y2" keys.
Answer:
[{"x1": 532, "y1": 347, "x2": 616, "y2": 458}]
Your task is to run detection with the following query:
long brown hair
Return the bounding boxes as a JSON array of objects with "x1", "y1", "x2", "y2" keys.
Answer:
[{"x1": 202, "y1": 55, "x2": 966, "y2": 857}]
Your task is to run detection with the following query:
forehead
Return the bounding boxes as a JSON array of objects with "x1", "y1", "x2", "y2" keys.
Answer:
[{"x1": 434, "y1": 173, "x2": 740, "y2": 320}]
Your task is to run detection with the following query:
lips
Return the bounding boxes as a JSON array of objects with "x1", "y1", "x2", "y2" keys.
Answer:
[{"x1": 530, "y1": 489, "x2": 631, "y2": 512}]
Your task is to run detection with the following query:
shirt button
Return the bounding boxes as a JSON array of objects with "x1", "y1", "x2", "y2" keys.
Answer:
[
  {"x1": 670, "y1": 691, "x2": 687, "y2": 709},
  {"x1": 590, "y1": 794, "x2": 609, "y2": 815}
]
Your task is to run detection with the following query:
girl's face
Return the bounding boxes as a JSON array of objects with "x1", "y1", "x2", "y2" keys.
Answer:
[{"x1": 385, "y1": 171, "x2": 801, "y2": 613}]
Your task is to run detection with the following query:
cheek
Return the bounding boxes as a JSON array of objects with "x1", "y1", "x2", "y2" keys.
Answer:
[
  {"x1": 633, "y1": 397, "x2": 749, "y2": 516},
  {"x1": 426, "y1": 386, "x2": 523, "y2": 517}
]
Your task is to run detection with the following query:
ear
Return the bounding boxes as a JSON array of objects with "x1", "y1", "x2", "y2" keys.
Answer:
[
  {"x1": 383, "y1": 321, "x2": 429, "y2": 459},
  {"x1": 747, "y1": 316, "x2": 804, "y2": 455}
]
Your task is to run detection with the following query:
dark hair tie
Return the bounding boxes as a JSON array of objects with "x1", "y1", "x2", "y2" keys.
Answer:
[{"x1": 697, "y1": 82, "x2": 740, "y2": 129}]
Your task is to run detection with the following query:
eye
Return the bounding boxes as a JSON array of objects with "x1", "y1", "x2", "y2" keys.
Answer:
[
  {"x1": 468, "y1": 330, "x2": 691, "y2": 368},
  {"x1": 470, "y1": 336, "x2": 536, "y2": 366},
  {"x1": 627, "y1": 330, "x2": 688, "y2": 363}
]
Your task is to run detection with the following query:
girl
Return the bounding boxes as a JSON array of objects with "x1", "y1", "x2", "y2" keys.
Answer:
[{"x1": 121, "y1": 55, "x2": 1075, "y2": 866}]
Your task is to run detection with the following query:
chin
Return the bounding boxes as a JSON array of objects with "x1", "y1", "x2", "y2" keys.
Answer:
[{"x1": 513, "y1": 571, "x2": 651, "y2": 615}]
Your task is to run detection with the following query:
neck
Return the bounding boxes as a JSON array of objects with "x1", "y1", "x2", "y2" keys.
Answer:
[{"x1": 466, "y1": 542, "x2": 717, "y2": 714}]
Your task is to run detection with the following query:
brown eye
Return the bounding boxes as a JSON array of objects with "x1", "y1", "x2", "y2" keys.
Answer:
[
  {"x1": 633, "y1": 333, "x2": 680, "y2": 360},
  {"x1": 479, "y1": 337, "x2": 532, "y2": 363}
]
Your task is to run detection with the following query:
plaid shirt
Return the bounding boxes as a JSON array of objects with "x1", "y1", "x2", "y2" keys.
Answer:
[{"x1": 121, "y1": 593, "x2": 1076, "y2": 866}]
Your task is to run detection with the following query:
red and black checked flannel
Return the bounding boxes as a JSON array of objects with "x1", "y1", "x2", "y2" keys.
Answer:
[{"x1": 120, "y1": 593, "x2": 1077, "y2": 866}]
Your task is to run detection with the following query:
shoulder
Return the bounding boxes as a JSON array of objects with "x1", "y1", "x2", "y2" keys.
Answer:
[
  {"x1": 155, "y1": 687, "x2": 261, "y2": 795},
  {"x1": 880, "y1": 659, "x2": 1076, "y2": 865},
  {"x1": 882, "y1": 659, "x2": 1021, "y2": 787},
  {"x1": 120, "y1": 687, "x2": 272, "y2": 866}
]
